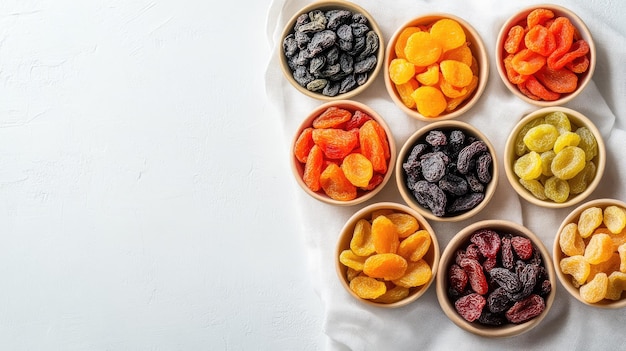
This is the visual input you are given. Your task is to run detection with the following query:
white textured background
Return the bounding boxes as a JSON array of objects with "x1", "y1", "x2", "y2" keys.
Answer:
[{"x1": 0, "y1": 0, "x2": 325, "y2": 349}]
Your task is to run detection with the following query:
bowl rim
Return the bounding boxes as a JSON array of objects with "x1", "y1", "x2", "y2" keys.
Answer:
[
  {"x1": 395, "y1": 119, "x2": 498, "y2": 222},
  {"x1": 495, "y1": 3, "x2": 596, "y2": 107},
  {"x1": 335, "y1": 201, "x2": 440, "y2": 308},
  {"x1": 503, "y1": 106, "x2": 606, "y2": 208},
  {"x1": 553, "y1": 198, "x2": 626, "y2": 308},
  {"x1": 279, "y1": 0, "x2": 385, "y2": 101},
  {"x1": 384, "y1": 12, "x2": 489, "y2": 121},
  {"x1": 291, "y1": 100, "x2": 397, "y2": 206},
  {"x1": 436, "y1": 219, "x2": 557, "y2": 337}
]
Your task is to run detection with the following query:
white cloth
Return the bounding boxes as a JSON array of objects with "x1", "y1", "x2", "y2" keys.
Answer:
[{"x1": 265, "y1": 0, "x2": 626, "y2": 349}]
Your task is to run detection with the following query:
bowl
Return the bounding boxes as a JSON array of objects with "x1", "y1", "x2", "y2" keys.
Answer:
[
  {"x1": 495, "y1": 4, "x2": 596, "y2": 106},
  {"x1": 279, "y1": 1, "x2": 385, "y2": 101},
  {"x1": 504, "y1": 106, "x2": 605, "y2": 208},
  {"x1": 291, "y1": 100, "x2": 396, "y2": 206},
  {"x1": 396, "y1": 120, "x2": 498, "y2": 221},
  {"x1": 336, "y1": 202, "x2": 440, "y2": 307},
  {"x1": 554, "y1": 198, "x2": 626, "y2": 308},
  {"x1": 436, "y1": 220, "x2": 556, "y2": 337},
  {"x1": 384, "y1": 13, "x2": 488, "y2": 121}
]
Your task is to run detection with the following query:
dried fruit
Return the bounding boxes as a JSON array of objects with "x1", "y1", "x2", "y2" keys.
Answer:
[
  {"x1": 350, "y1": 219, "x2": 375, "y2": 257},
  {"x1": 363, "y1": 253, "x2": 408, "y2": 280},
  {"x1": 319, "y1": 163, "x2": 357, "y2": 201},
  {"x1": 349, "y1": 276, "x2": 386, "y2": 299},
  {"x1": 454, "y1": 293, "x2": 486, "y2": 322},
  {"x1": 393, "y1": 259, "x2": 432, "y2": 287},
  {"x1": 505, "y1": 294, "x2": 545, "y2": 324},
  {"x1": 371, "y1": 215, "x2": 399, "y2": 254},
  {"x1": 397, "y1": 230, "x2": 431, "y2": 261},
  {"x1": 341, "y1": 153, "x2": 373, "y2": 188},
  {"x1": 558, "y1": 222, "x2": 585, "y2": 257},
  {"x1": 579, "y1": 272, "x2": 608, "y2": 303}
]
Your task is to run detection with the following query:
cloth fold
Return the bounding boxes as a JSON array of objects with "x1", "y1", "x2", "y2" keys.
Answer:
[{"x1": 265, "y1": 0, "x2": 626, "y2": 349}]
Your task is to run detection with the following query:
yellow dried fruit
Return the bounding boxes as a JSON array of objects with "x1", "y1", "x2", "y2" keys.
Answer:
[
  {"x1": 339, "y1": 249, "x2": 368, "y2": 271},
  {"x1": 349, "y1": 276, "x2": 387, "y2": 299},
  {"x1": 560, "y1": 255, "x2": 590, "y2": 285},
  {"x1": 373, "y1": 285, "x2": 410, "y2": 304},
  {"x1": 559, "y1": 222, "x2": 585, "y2": 256},
  {"x1": 350, "y1": 219, "x2": 375, "y2": 256},
  {"x1": 386, "y1": 213, "x2": 419, "y2": 238},
  {"x1": 392, "y1": 259, "x2": 432, "y2": 288},
  {"x1": 363, "y1": 253, "x2": 408, "y2": 280},
  {"x1": 578, "y1": 207, "x2": 603, "y2": 238},
  {"x1": 397, "y1": 230, "x2": 431, "y2": 262},
  {"x1": 579, "y1": 272, "x2": 608, "y2": 303},
  {"x1": 604, "y1": 205, "x2": 626, "y2": 234},
  {"x1": 584, "y1": 233, "x2": 613, "y2": 265}
]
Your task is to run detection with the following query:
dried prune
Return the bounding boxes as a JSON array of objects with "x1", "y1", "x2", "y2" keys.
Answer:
[
  {"x1": 420, "y1": 153, "x2": 447, "y2": 182},
  {"x1": 447, "y1": 192, "x2": 485, "y2": 214},
  {"x1": 412, "y1": 180, "x2": 447, "y2": 217},
  {"x1": 439, "y1": 174, "x2": 468, "y2": 196},
  {"x1": 457, "y1": 141, "x2": 487, "y2": 174},
  {"x1": 476, "y1": 153, "x2": 492, "y2": 183},
  {"x1": 491, "y1": 267, "x2": 522, "y2": 293},
  {"x1": 487, "y1": 287, "x2": 513, "y2": 314},
  {"x1": 426, "y1": 130, "x2": 448, "y2": 146}
]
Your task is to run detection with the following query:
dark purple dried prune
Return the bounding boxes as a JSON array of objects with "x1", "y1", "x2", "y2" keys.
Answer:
[
  {"x1": 295, "y1": 31, "x2": 310, "y2": 50},
  {"x1": 487, "y1": 287, "x2": 513, "y2": 314},
  {"x1": 501, "y1": 235, "x2": 514, "y2": 270},
  {"x1": 508, "y1": 263, "x2": 540, "y2": 301},
  {"x1": 447, "y1": 192, "x2": 485, "y2": 214},
  {"x1": 326, "y1": 9, "x2": 351, "y2": 30},
  {"x1": 465, "y1": 173, "x2": 484, "y2": 193},
  {"x1": 294, "y1": 13, "x2": 309, "y2": 31},
  {"x1": 322, "y1": 81, "x2": 340, "y2": 97},
  {"x1": 283, "y1": 34, "x2": 298, "y2": 57},
  {"x1": 490, "y1": 267, "x2": 522, "y2": 293},
  {"x1": 426, "y1": 130, "x2": 447, "y2": 147},
  {"x1": 505, "y1": 294, "x2": 545, "y2": 324},
  {"x1": 355, "y1": 72, "x2": 368, "y2": 85},
  {"x1": 478, "y1": 311, "x2": 506, "y2": 326},
  {"x1": 470, "y1": 229, "x2": 501, "y2": 259},
  {"x1": 293, "y1": 66, "x2": 314, "y2": 87},
  {"x1": 420, "y1": 153, "x2": 446, "y2": 182},
  {"x1": 309, "y1": 56, "x2": 326, "y2": 75},
  {"x1": 325, "y1": 46, "x2": 339, "y2": 64},
  {"x1": 351, "y1": 23, "x2": 369, "y2": 37},
  {"x1": 297, "y1": 10, "x2": 326, "y2": 33},
  {"x1": 320, "y1": 63, "x2": 340, "y2": 78},
  {"x1": 339, "y1": 53, "x2": 353, "y2": 74},
  {"x1": 539, "y1": 279, "x2": 552, "y2": 296},
  {"x1": 457, "y1": 140, "x2": 488, "y2": 174},
  {"x1": 406, "y1": 143, "x2": 428, "y2": 164},
  {"x1": 449, "y1": 130, "x2": 465, "y2": 151},
  {"x1": 307, "y1": 30, "x2": 336, "y2": 57},
  {"x1": 337, "y1": 24, "x2": 353, "y2": 51},
  {"x1": 352, "y1": 13, "x2": 367, "y2": 24},
  {"x1": 339, "y1": 75, "x2": 356, "y2": 94},
  {"x1": 294, "y1": 50, "x2": 309, "y2": 67},
  {"x1": 350, "y1": 36, "x2": 366, "y2": 56},
  {"x1": 412, "y1": 180, "x2": 447, "y2": 217},
  {"x1": 439, "y1": 174, "x2": 468, "y2": 196},
  {"x1": 354, "y1": 55, "x2": 377, "y2": 74},
  {"x1": 476, "y1": 153, "x2": 492, "y2": 183},
  {"x1": 358, "y1": 31, "x2": 379, "y2": 60}
]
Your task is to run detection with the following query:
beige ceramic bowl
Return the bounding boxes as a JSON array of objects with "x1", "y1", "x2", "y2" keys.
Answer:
[
  {"x1": 396, "y1": 120, "x2": 498, "y2": 222},
  {"x1": 495, "y1": 4, "x2": 596, "y2": 106},
  {"x1": 504, "y1": 106, "x2": 605, "y2": 208},
  {"x1": 336, "y1": 202, "x2": 440, "y2": 307},
  {"x1": 291, "y1": 100, "x2": 396, "y2": 206},
  {"x1": 436, "y1": 220, "x2": 556, "y2": 337},
  {"x1": 384, "y1": 13, "x2": 488, "y2": 121},
  {"x1": 279, "y1": 1, "x2": 384, "y2": 101},
  {"x1": 554, "y1": 198, "x2": 626, "y2": 308}
]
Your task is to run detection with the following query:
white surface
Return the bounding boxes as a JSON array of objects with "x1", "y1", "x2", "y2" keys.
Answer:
[
  {"x1": 0, "y1": 0, "x2": 324, "y2": 350},
  {"x1": 266, "y1": 0, "x2": 626, "y2": 350}
]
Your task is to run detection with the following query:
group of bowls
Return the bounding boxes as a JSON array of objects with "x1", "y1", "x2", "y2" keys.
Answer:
[{"x1": 281, "y1": 1, "x2": 617, "y2": 337}]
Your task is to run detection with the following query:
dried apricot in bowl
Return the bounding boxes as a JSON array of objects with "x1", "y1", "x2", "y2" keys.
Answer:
[
  {"x1": 554, "y1": 199, "x2": 626, "y2": 308},
  {"x1": 336, "y1": 202, "x2": 440, "y2": 307},
  {"x1": 291, "y1": 100, "x2": 396, "y2": 206},
  {"x1": 279, "y1": 1, "x2": 385, "y2": 101},
  {"x1": 496, "y1": 5, "x2": 596, "y2": 106},
  {"x1": 436, "y1": 220, "x2": 556, "y2": 337},
  {"x1": 504, "y1": 107, "x2": 605, "y2": 208},
  {"x1": 385, "y1": 13, "x2": 488, "y2": 121}
]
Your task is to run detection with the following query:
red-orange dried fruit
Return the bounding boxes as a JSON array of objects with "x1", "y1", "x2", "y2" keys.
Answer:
[
  {"x1": 360, "y1": 120, "x2": 388, "y2": 174},
  {"x1": 511, "y1": 48, "x2": 546, "y2": 75},
  {"x1": 565, "y1": 55, "x2": 590, "y2": 74},
  {"x1": 525, "y1": 25, "x2": 556, "y2": 57},
  {"x1": 549, "y1": 39, "x2": 589, "y2": 70},
  {"x1": 535, "y1": 65, "x2": 578, "y2": 93},
  {"x1": 312, "y1": 106, "x2": 352, "y2": 129},
  {"x1": 503, "y1": 54, "x2": 529, "y2": 85},
  {"x1": 518, "y1": 81, "x2": 541, "y2": 100},
  {"x1": 312, "y1": 128, "x2": 358, "y2": 159},
  {"x1": 344, "y1": 110, "x2": 372, "y2": 130},
  {"x1": 363, "y1": 173, "x2": 384, "y2": 191},
  {"x1": 303, "y1": 145, "x2": 323, "y2": 192},
  {"x1": 319, "y1": 163, "x2": 357, "y2": 201},
  {"x1": 524, "y1": 75, "x2": 561, "y2": 101},
  {"x1": 527, "y1": 8, "x2": 555, "y2": 28},
  {"x1": 547, "y1": 17, "x2": 575, "y2": 69},
  {"x1": 370, "y1": 120, "x2": 390, "y2": 160},
  {"x1": 294, "y1": 127, "x2": 314, "y2": 163},
  {"x1": 504, "y1": 25, "x2": 525, "y2": 54}
]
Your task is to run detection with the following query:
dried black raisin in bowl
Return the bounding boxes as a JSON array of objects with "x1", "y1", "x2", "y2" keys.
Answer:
[
  {"x1": 395, "y1": 120, "x2": 498, "y2": 222},
  {"x1": 279, "y1": 1, "x2": 384, "y2": 101}
]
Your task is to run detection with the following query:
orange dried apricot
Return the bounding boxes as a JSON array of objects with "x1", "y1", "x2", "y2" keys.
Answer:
[
  {"x1": 311, "y1": 128, "x2": 358, "y2": 159},
  {"x1": 349, "y1": 276, "x2": 387, "y2": 299},
  {"x1": 359, "y1": 120, "x2": 388, "y2": 174},
  {"x1": 397, "y1": 230, "x2": 431, "y2": 262},
  {"x1": 373, "y1": 285, "x2": 410, "y2": 304},
  {"x1": 392, "y1": 259, "x2": 432, "y2": 288},
  {"x1": 511, "y1": 48, "x2": 546, "y2": 75},
  {"x1": 430, "y1": 18, "x2": 466, "y2": 52},
  {"x1": 319, "y1": 163, "x2": 357, "y2": 201},
  {"x1": 606, "y1": 271, "x2": 626, "y2": 300},
  {"x1": 527, "y1": 8, "x2": 555, "y2": 28},
  {"x1": 350, "y1": 218, "x2": 375, "y2": 257},
  {"x1": 395, "y1": 79, "x2": 419, "y2": 109},
  {"x1": 341, "y1": 153, "x2": 373, "y2": 188},
  {"x1": 503, "y1": 54, "x2": 529, "y2": 85},
  {"x1": 372, "y1": 215, "x2": 399, "y2": 254},
  {"x1": 587, "y1": 253, "x2": 620, "y2": 283},
  {"x1": 584, "y1": 233, "x2": 613, "y2": 265},
  {"x1": 524, "y1": 76, "x2": 560, "y2": 101},
  {"x1": 441, "y1": 43, "x2": 472, "y2": 66},
  {"x1": 312, "y1": 106, "x2": 351, "y2": 129},
  {"x1": 559, "y1": 222, "x2": 585, "y2": 256},
  {"x1": 504, "y1": 25, "x2": 525, "y2": 54},
  {"x1": 411, "y1": 86, "x2": 447, "y2": 117},
  {"x1": 303, "y1": 144, "x2": 323, "y2": 192},
  {"x1": 389, "y1": 58, "x2": 416, "y2": 85},
  {"x1": 339, "y1": 249, "x2": 368, "y2": 271},
  {"x1": 294, "y1": 127, "x2": 314, "y2": 163},
  {"x1": 525, "y1": 24, "x2": 556, "y2": 57},
  {"x1": 560, "y1": 255, "x2": 590, "y2": 285},
  {"x1": 404, "y1": 31, "x2": 442, "y2": 66},
  {"x1": 578, "y1": 207, "x2": 604, "y2": 238},
  {"x1": 385, "y1": 213, "x2": 419, "y2": 238},
  {"x1": 604, "y1": 206, "x2": 626, "y2": 234},
  {"x1": 535, "y1": 66, "x2": 578, "y2": 93},
  {"x1": 415, "y1": 64, "x2": 439, "y2": 86},
  {"x1": 440, "y1": 60, "x2": 473, "y2": 87},
  {"x1": 363, "y1": 253, "x2": 408, "y2": 280},
  {"x1": 395, "y1": 26, "x2": 421, "y2": 59},
  {"x1": 547, "y1": 17, "x2": 575, "y2": 69}
]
